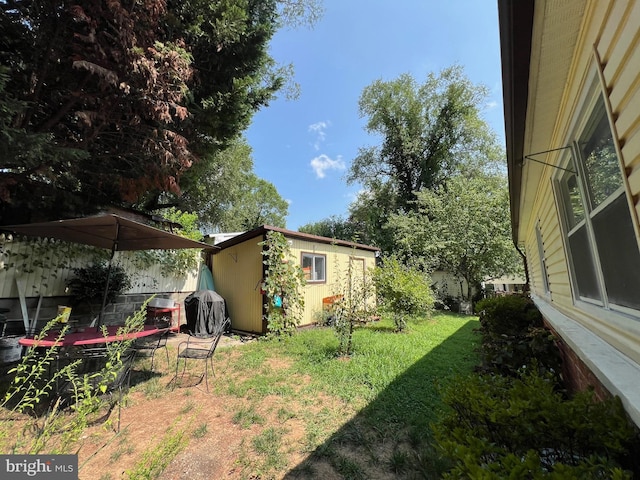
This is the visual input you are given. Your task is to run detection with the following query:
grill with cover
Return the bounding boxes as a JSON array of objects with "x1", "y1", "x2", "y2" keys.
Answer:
[{"x1": 184, "y1": 290, "x2": 230, "y2": 337}]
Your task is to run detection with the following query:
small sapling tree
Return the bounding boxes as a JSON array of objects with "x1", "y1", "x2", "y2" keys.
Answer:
[{"x1": 329, "y1": 248, "x2": 377, "y2": 356}]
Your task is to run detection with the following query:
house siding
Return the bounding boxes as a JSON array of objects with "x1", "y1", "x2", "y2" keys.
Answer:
[
  {"x1": 431, "y1": 271, "x2": 475, "y2": 300},
  {"x1": 510, "y1": 0, "x2": 640, "y2": 400},
  {"x1": 288, "y1": 238, "x2": 376, "y2": 326},
  {"x1": 211, "y1": 237, "x2": 264, "y2": 334},
  {"x1": 501, "y1": 0, "x2": 640, "y2": 427},
  {"x1": 520, "y1": 0, "x2": 640, "y2": 368}
]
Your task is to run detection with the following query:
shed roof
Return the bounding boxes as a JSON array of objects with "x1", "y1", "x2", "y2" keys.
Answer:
[{"x1": 210, "y1": 225, "x2": 380, "y2": 253}]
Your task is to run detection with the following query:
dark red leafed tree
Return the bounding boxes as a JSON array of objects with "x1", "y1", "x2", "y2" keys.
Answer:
[{"x1": 0, "y1": 0, "x2": 292, "y2": 222}]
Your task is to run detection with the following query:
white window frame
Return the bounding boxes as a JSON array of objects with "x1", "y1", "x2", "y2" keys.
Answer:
[
  {"x1": 301, "y1": 253, "x2": 326, "y2": 283},
  {"x1": 554, "y1": 72, "x2": 640, "y2": 317}
]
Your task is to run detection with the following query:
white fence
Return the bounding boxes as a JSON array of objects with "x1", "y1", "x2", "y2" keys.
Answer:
[{"x1": 0, "y1": 239, "x2": 201, "y2": 299}]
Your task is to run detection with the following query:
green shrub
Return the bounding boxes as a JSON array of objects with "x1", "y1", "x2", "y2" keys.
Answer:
[
  {"x1": 373, "y1": 256, "x2": 434, "y2": 331},
  {"x1": 475, "y1": 294, "x2": 542, "y2": 336},
  {"x1": 66, "y1": 262, "x2": 131, "y2": 306},
  {"x1": 475, "y1": 295, "x2": 561, "y2": 377},
  {"x1": 434, "y1": 370, "x2": 640, "y2": 478}
]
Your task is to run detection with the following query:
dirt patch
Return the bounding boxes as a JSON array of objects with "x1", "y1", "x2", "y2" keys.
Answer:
[
  {"x1": 3, "y1": 331, "x2": 397, "y2": 480},
  {"x1": 71, "y1": 333, "x2": 330, "y2": 479}
]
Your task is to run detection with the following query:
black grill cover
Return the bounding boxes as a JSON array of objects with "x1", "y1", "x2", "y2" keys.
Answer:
[{"x1": 184, "y1": 290, "x2": 230, "y2": 337}]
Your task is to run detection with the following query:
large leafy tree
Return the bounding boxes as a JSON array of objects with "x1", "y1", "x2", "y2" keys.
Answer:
[
  {"x1": 345, "y1": 66, "x2": 503, "y2": 251},
  {"x1": 386, "y1": 174, "x2": 522, "y2": 299},
  {"x1": 1, "y1": 1, "x2": 197, "y2": 218},
  {"x1": 221, "y1": 176, "x2": 288, "y2": 230},
  {"x1": 0, "y1": 0, "x2": 319, "y2": 223},
  {"x1": 349, "y1": 66, "x2": 501, "y2": 207},
  {"x1": 298, "y1": 215, "x2": 362, "y2": 241},
  {"x1": 301, "y1": 66, "x2": 520, "y2": 296}
]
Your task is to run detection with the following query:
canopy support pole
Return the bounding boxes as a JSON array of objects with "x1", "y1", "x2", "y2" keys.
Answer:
[{"x1": 97, "y1": 221, "x2": 119, "y2": 330}]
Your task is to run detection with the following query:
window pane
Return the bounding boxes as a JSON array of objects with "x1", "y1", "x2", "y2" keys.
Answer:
[
  {"x1": 579, "y1": 97, "x2": 622, "y2": 208},
  {"x1": 562, "y1": 172, "x2": 585, "y2": 228},
  {"x1": 302, "y1": 254, "x2": 325, "y2": 281},
  {"x1": 592, "y1": 194, "x2": 640, "y2": 310},
  {"x1": 302, "y1": 255, "x2": 312, "y2": 280},
  {"x1": 314, "y1": 256, "x2": 325, "y2": 281},
  {"x1": 567, "y1": 224, "x2": 601, "y2": 301}
]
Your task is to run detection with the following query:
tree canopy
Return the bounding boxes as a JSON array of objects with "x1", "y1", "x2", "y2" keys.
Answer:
[
  {"x1": 170, "y1": 137, "x2": 287, "y2": 232},
  {"x1": 387, "y1": 175, "x2": 522, "y2": 299},
  {"x1": 0, "y1": 0, "x2": 319, "y2": 224},
  {"x1": 298, "y1": 215, "x2": 362, "y2": 242},
  {"x1": 348, "y1": 65, "x2": 502, "y2": 212},
  {"x1": 305, "y1": 66, "x2": 522, "y2": 298}
]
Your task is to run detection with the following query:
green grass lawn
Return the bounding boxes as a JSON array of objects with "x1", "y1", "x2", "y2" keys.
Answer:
[
  {"x1": 217, "y1": 311, "x2": 480, "y2": 479},
  {"x1": 0, "y1": 310, "x2": 479, "y2": 479}
]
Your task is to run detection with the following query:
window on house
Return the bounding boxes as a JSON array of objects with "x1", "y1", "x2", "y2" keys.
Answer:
[
  {"x1": 558, "y1": 93, "x2": 640, "y2": 312},
  {"x1": 301, "y1": 253, "x2": 326, "y2": 282}
]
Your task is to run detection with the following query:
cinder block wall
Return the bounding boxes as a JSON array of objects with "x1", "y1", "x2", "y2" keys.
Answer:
[{"x1": 0, "y1": 292, "x2": 189, "y2": 334}]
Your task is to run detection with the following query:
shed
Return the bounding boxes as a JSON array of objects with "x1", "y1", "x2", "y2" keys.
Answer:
[{"x1": 210, "y1": 225, "x2": 379, "y2": 335}]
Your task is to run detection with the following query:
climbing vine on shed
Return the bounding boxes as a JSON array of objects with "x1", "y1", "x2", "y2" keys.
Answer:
[{"x1": 259, "y1": 231, "x2": 306, "y2": 337}]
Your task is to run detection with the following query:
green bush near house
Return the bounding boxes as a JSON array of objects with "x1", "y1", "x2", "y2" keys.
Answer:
[
  {"x1": 434, "y1": 369, "x2": 640, "y2": 478},
  {"x1": 475, "y1": 295, "x2": 561, "y2": 377},
  {"x1": 475, "y1": 294, "x2": 542, "y2": 336},
  {"x1": 434, "y1": 295, "x2": 640, "y2": 478}
]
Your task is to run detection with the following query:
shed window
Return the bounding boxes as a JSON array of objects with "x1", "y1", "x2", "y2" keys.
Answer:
[
  {"x1": 558, "y1": 94, "x2": 640, "y2": 312},
  {"x1": 302, "y1": 253, "x2": 326, "y2": 282}
]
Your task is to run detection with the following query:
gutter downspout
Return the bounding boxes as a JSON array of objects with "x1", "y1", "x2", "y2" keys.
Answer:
[{"x1": 514, "y1": 243, "x2": 530, "y2": 294}]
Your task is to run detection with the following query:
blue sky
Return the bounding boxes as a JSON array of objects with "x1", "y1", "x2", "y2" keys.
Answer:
[{"x1": 245, "y1": 1, "x2": 505, "y2": 231}]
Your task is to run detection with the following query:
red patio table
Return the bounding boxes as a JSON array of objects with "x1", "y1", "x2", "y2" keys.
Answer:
[{"x1": 19, "y1": 324, "x2": 167, "y2": 348}]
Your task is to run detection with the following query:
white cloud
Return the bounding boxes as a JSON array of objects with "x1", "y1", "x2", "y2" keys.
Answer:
[
  {"x1": 485, "y1": 100, "x2": 498, "y2": 110},
  {"x1": 308, "y1": 120, "x2": 331, "y2": 150},
  {"x1": 310, "y1": 154, "x2": 345, "y2": 179}
]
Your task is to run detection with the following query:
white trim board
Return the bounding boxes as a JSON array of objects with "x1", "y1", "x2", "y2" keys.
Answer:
[{"x1": 533, "y1": 295, "x2": 640, "y2": 427}]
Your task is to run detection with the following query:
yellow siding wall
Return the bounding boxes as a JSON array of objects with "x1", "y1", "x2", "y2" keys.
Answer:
[
  {"x1": 524, "y1": 0, "x2": 640, "y2": 364},
  {"x1": 211, "y1": 238, "x2": 264, "y2": 334},
  {"x1": 288, "y1": 239, "x2": 377, "y2": 326},
  {"x1": 211, "y1": 234, "x2": 377, "y2": 334},
  {"x1": 431, "y1": 271, "x2": 474, "y2": 299},
  {"x1": 598, "y1": 0, "x2": 640, "y2": 231}
]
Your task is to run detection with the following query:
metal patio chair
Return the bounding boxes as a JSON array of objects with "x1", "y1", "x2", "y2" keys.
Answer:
[
  {"x1": 172, "y1": 318, "x2": 230, "y2": 392},
  {"x1": 132, "y1": 320, "x2": 170, "y2": 373}
]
